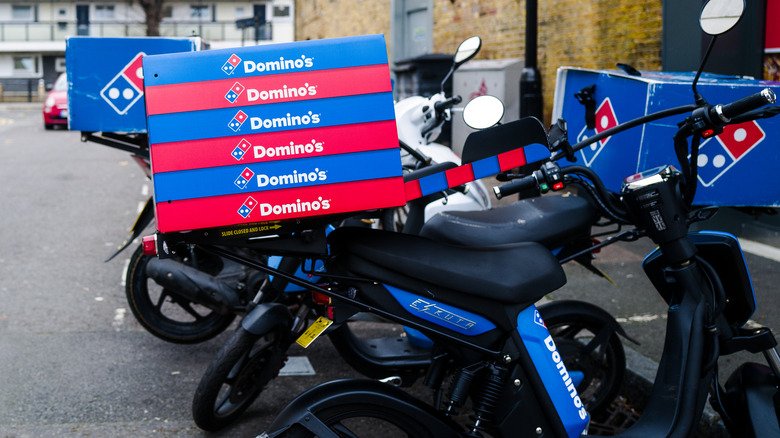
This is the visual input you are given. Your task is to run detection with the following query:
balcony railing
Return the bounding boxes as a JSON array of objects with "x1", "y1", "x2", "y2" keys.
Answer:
[{"x1": 0, "y1": 20, "x2": 272, "y2": 42}]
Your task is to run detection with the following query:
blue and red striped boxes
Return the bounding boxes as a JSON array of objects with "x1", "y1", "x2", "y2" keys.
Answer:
[{"x1": 143, "y1": 35, "x2": 406, "y2": 233}]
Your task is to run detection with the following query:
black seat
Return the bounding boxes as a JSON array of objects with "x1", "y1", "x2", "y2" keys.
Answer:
[
  {"x1": 328, "y1": 227, "x2": 566, "y2": 304},
  {"x1": 419, "y1": 194, "x2": 596, "y2": 248}
]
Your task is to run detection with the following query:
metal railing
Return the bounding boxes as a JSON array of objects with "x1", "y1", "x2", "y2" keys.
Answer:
[{"x1": 0, "y1": 20, "x2": 272, "y2": 42}]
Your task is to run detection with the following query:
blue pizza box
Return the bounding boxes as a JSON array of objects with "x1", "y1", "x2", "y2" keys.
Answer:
[
  {"x1": 553, "y1": 67, "x2": 780, "y2": 206},
  {"x1": 66, "y1": 37, "x2": 201, "y2": 133}
]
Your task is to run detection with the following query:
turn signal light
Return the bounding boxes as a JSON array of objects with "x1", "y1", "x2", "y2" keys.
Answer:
[{"x1": 141, "y1": 235, "x2": 158, "y2": 256}]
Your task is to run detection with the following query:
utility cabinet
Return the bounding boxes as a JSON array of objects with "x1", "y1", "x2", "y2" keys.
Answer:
[{"x1": 451, "y1": 58, "x2": 523, "y2": 155}]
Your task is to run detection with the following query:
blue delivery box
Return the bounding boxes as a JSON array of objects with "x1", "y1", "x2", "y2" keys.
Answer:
[
  {"x1": 552, "y1": 67, "x2": 780, "y2": 206},
  {"x1": 66, "y1": 37, "x2": 201, "y2": 132}
]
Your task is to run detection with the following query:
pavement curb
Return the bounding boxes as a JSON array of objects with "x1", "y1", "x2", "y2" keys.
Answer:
[{"x1": 623, "y1": 345, "x2": 728, "y2": 437}]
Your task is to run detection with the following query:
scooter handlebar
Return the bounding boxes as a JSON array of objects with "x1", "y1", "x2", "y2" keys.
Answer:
[
  {"x1": 434, "y1": 96, "x2": 462, "y2": 113},
  {"x1": 493, "y1": 174, "x2": 538, "y2": 200},
  {"x1": 712, "y1": 88, "x2": 776, "y2": 122}
]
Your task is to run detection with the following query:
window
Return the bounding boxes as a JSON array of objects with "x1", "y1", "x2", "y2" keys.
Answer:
[
  {"x1": 55, "y1": 57, "x2": 66, "y2": 73},
  {"x1": 58, "y1": 8, "x2": 67, "y2": 17},
  {"x1": 190, "y1": 4, "x2": 211, "y2": 20},
  {"x1": 273, "y1": 5, "x2": 290, "y2": 17},
  {"x1": 94, "y1": 4, "x2": 115, "y2": 20},
  {"x1": 162, "y1": 5, "x2": 173, "y2": 19},
  {"x1": 12, "y1": 55, "x2": 40, "y2": 76},
  {"x1": 11, "y1": 5, "x2": 34, "y2": 21}
]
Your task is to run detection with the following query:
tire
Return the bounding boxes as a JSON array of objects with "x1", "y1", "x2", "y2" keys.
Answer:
[
  {"x1": 192, "y1": 326, "x2": 288, "y2": 431},
  {"x1": 284, "y1": 403, "x2": 443, "y2": 438},
  {"x1": 44, "y1": 124, "x2": 54, "y2": 130},
  {"x1": 124, "y1": 245, "x2": 236, "y2": 344},
  {"x1": 544, "y1": 311, "x2": 626, "y2": 414}
]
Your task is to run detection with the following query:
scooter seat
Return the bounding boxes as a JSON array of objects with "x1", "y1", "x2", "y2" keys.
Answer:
[
  {"x1": 328, "y1": 227, "x2": 566, "y2": 304},
  {"x1": 419, "y1": 193, "x2": 596, "y2": 248}
]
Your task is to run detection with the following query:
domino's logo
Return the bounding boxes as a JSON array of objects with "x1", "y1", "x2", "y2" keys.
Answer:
[
  {"x1": 100, "y1": 52, "x2": 145, "y2": 115},
  {"x1": 237, "y1": 196, "x2": 257, "y2": 218},
  {"x1": 225, "y1": 82, "x2": 246, "y2": 104},
  {"x1": 694, "y1": 120, "x2": 766, "y2": 187},
  {"x1": 234, "y1": 167, "x2": 255, "y2": 190},
  {"x1": 222, "y1": 54, "x2": 242, "y2": 75},
  {"x1": 533, "y1": 310, "x2": 546, "y2": 328},
  {"x1": 231, "y1": 138, "x2": 252, "y2": 161},
  {"x1": 577, "y1": 97, "x2": 619, "y2": 167},
  {"x1": 228, "y1": 110, "x2": 248, "y2": 132}
]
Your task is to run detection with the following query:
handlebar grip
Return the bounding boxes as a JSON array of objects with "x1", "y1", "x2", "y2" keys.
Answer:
[
  {"x1": 434, "y1": 96, "x2": 463, "y2": 112},
  {"x1": 715, "y1": 88, "x2": 776, "y2": 121},
  {"x1": 493, "y1": 175, "x2": 537, "y2": 199}
]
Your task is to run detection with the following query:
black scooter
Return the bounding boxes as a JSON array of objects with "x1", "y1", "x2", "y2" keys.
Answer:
[{"x1": 261, "y1": 1, "x2": 780, "y2": 436}]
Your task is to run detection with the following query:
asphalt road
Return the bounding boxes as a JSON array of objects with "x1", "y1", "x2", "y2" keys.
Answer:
[{"x1": 1, "y1": 105, "x2": 779, "y2": 437}]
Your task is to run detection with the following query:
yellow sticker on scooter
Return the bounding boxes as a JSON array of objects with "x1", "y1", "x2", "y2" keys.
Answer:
[{"x1": 295, "y1": 316, "x2": 333, "y2": 348}]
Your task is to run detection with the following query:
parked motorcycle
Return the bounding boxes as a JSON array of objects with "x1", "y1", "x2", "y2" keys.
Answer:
[
  {"x1": 117, "y1": 36, "x2": 495, "y2": 345},
  {"x1": 261, "y1": 2, "x2": 780, "y2": 436}
]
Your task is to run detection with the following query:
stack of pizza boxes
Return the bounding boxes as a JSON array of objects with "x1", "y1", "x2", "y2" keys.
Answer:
[{"x1": 143, "y1": 35, "x2": 405, "y2": 233}]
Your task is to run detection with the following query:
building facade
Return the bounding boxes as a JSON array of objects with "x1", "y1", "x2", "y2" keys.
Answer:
[
  {"x1": 0, "y1": 0, "x2": 294, "y2": 97},
  {"x1": 295, "y1": 0, "x2": 663, "y2": 123}
]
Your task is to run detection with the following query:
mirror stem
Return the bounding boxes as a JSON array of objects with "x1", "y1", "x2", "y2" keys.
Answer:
[
  {"x1": 440, "y1": 66, "x2": 454, "y2": 95},
  {"x1": 692, "y1": 35, "x2": 717, "y2": 106}
]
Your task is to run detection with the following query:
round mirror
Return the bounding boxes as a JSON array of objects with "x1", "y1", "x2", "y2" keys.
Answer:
[
  {"x1": 463, "y1": 95, "x2": 504, "y2": 130},
  {"x1": 454, "y1": 36, "x2": 482, "y2": 66},
  {"x1": 700, "y1": 0, "x2": 745, "y2": 35}
]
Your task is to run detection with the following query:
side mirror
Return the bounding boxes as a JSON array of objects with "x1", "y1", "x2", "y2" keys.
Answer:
[
  {"x1": 453, "y1": 36, "x2": 481, "y2": 68},
  {"x1": 699, "y1": 0, "x2": 745, "y2": 36},
  {"x1": 463, "y1": 95, "x2": 504, "y2": 130},
  {"x1": 440, "y1": 36, "x2": 482, "y2": 93}
]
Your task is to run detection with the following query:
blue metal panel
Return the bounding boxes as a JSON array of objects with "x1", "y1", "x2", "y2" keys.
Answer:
[
  {"x1": 66, "y1": 37, "x2": 197, "y2": 133},
  {"x1": 557, "y1": 68, "x2": 780, "y2": 206},
  {"x1": 384, "y1": 285, "x2": 496, "y2": 336},
  {"x1": 516, "y1": 305, "x2": 589, "y2": 438}
]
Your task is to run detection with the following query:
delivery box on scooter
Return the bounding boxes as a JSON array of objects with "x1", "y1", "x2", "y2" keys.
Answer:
[
  {"x1": 66, "y1": 37, "x2": 202, "y2": 133},
  {"x1": 142, "y1": 35, "x2": 406, "y2": 233},
  {"x1": 553, "y1": 67, "x2": 780, "y2": 206}
]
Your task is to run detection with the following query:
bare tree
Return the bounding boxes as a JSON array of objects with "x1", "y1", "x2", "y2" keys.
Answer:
[{"x1": 137, "y1": 0, "x2": 165, "y2": 36}]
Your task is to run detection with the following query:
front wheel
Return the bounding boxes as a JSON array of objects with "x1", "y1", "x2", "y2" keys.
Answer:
[
  {"x1": 542, "y1": 305, "x2": 626, "y2": 415},
  {"x1": 192, "y1": 326, "x2": 288, "y2": 431}
]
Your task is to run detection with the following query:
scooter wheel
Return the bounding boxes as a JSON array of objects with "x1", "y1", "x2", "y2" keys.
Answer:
[
  {"x1": 125, "y1": 245, "x2": 235, "y2": 344},
  {"x1": 542, "y1": 305, "x2": 626, "y2": 415},
  {"x1": 192, "y1": 325, "x2": 288, "y2": 431}
]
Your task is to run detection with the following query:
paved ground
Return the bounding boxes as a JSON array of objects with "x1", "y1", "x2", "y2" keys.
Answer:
[{"x1": 1, "y1": 105, "x2": 778, "y2": 437}]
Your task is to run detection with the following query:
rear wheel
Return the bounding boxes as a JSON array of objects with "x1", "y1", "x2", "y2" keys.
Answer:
[{"x1": 125, "y1": 245, "x2": 236, "y2": 343}]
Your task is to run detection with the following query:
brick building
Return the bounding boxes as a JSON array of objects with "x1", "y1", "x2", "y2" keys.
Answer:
[{"x1": 294, "y1": 0, "x2": 662, "y2": 123}]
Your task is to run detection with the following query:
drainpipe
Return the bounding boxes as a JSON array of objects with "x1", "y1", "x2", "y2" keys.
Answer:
[{"x1": 520, "y1": 0, "x2": 543, "y2": 122}]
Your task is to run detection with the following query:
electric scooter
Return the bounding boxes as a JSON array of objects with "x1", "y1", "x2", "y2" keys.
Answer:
[
  {"x1": 261, "y1": 2, "x2": 780, "y2": 436},
  {"x1": 183, "y1": 104, "x2": 629, "y2": 430}
]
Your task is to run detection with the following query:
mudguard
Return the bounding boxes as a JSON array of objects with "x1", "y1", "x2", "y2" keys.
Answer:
[
  {"x1": 241, "y1": 302, "x2": 293, "y2": 336},
  {"x1": 537, "y1": 299, "x2": 638, "y2": 345},
  {"x1": 722, "y1": 362, "x2": 780, "y2": 438},
  {"x1": 105, "y1": 197, "x2": 155, "y2": 262},
  {"x1": 262, "y1": 379, "x2": 459, "y2": 437}
]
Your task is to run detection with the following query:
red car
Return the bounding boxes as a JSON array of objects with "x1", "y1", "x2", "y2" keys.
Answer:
[{"x1": 43, "y1": 72, "x2": 68, "y2": 129}]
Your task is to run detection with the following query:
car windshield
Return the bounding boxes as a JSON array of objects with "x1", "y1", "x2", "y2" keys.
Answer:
[{"x1": 53, "y1": 73, "x2": 67, "y2": 91}]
